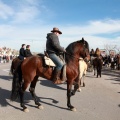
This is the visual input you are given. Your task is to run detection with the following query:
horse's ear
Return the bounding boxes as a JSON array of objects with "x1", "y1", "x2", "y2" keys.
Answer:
[
  {"x1": 79, "y1": 39, "x2": 84, "y2": 43},
  {"x1": 82, "y1": 39, "x2": 86, "y2": 46}
]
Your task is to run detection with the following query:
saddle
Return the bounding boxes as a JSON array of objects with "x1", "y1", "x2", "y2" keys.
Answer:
[{"x1": 43, "y1": 52, "x2": 66, "y2": 82}]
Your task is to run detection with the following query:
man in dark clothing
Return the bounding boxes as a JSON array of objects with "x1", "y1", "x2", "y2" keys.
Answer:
[
  {"x1": 46, "y1": 27, "x2": 66, "y2": 84},
  {"x1": 18, "y1": 44, "x2": 26, "y2": 60},
  {"x1": 25, "y1": 45, "x2": 32, "y2": 57}
]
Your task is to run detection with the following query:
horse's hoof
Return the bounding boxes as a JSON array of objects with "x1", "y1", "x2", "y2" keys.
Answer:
[
  {"x1": 77, "y1": 88, "x2": 81, "y2": 92},
  {"x1": 23, "y1": 108, "x2": 29, "y2": 112},
  {"x1": 38, "y1": 105, "x2": 44, "y2": 110},
  {"x1": 71, "y1": 107, "x2": 77, "y2": 112}
]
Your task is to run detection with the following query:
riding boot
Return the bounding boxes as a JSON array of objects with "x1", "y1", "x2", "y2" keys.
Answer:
[{"x1": 52, "y1": 69, "x2": 63, "y2": 84}]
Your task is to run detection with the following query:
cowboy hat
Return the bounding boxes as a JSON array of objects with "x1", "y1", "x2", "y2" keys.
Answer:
[{"x1": 51, "y1": 27, "x2": 62, "y2": 34}]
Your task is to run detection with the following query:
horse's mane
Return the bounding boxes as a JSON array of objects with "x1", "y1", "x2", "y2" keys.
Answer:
[
  {"x1": 66, "y1": 39, "x2": 89, "y2": 55},
  {"x1": 37, "y1": 53, "x2": 44, "y2": 57}
]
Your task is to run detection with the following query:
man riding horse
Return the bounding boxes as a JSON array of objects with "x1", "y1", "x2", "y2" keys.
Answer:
[
  {"x1": 18, "y1": 44, "x2": 26, "y2": 60},
  {"x1": 10, "y1": 34, "x2": 90, "y2": 112},
  {"x1": 46, "y1": 27, "x2": 66, "y2": 84}
]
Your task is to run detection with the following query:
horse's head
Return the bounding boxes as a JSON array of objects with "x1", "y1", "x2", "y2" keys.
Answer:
[
  {"x1": 66, "y1": 38, "x2": 90, "y2": 62},
  {"x1": 79, "y1": 38, "x2": 90, "y2": 62}
]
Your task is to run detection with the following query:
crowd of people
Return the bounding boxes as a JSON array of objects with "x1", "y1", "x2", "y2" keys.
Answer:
[
  {"x1": 102, "y1": 54, "x2": 120, "y2": 70},
  {"x1": 0, "y1": 47, "x2": 17, "y2": 63},
  {"x1": 90, "y1": 48, "x2": 120, "y2": 70}
]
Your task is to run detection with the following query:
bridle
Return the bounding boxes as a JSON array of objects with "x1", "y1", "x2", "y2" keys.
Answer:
[{"x1": 65, "y1": 41, "x2": 90, "y2": 62}]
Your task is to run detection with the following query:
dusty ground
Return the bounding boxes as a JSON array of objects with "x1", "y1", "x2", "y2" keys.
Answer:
[{"x1": 0, "y1": 63, "x2": 120, "y2": 120}]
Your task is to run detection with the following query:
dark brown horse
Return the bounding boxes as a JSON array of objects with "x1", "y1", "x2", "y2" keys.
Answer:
[
  {"x1": 10, "y1": 39, "x2": 90, "y2": 112},
  {"x1": 93, "y1": 57, "x2": 103, "y2": 78}
]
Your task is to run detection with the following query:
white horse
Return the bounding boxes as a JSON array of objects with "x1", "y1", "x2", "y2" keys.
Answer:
[{"x1": 77, "y1": 58, "x2": 87, "y2": 92}]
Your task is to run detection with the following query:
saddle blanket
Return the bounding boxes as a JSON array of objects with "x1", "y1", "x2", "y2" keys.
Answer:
[{"x1": 44, "y1": 56, "x2": 56, "y2": 67}]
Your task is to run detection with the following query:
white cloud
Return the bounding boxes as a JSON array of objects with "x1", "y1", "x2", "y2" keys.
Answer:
[
  {"x1": 12, "y1": 6, "x2": 40, "y2": 23},
  {"x1": 86, "y1": 19, "x2": 120, "y2": 34},
  {"x1": 0, "y1": 0, "x2": 46, "y2": 24},
  {"x1": 0, "y1": 1, "x2": 14, "y2": 19},
  {"x1": 0, "y1": 25, "x2": 15, "y2": 36},
  {"x1": 61, "y1": 19, "x2": 120, "y2": 35}
]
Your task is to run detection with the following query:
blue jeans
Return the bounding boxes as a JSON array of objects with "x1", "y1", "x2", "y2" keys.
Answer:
[{"x1": 49, "y1": 53, "x2": 64, "y2": 70}]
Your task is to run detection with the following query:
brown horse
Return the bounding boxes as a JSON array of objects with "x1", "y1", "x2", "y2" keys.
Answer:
[
  {"x1": 10, "y1": 39, "x2": 90, "y2": 112},
  {"x1": 93, "y1": 57, "x2": 103, "y2": 78}
]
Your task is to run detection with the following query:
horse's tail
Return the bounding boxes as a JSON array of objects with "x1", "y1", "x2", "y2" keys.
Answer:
[{"x1": 10, "y1": 61, "x2": 22, "y2": 101}]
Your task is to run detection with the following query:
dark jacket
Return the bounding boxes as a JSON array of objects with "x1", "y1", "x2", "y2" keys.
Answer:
[
  {"x1": 25, "y1": 49, "x2": 32, "y2": 57},
  {"x1": 18, "y1": 48, "x2": 25, "y2": 60},
  {"x1": 46, "y1": 33, "x2": 65, "y2": 54},
  {"x1": 19, "y1": 48, "x2": 25, "y2": 56}
]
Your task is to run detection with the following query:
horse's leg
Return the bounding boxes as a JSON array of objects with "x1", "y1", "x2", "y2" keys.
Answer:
[
  {"x1": 77, "y1": 78, "x2": 81, "y2": 92},
  {"x1": 29, "y1": 76, "x2": 44, "y2": 110},
  {"x1": 83, "y1": 74, "x2": 85, "y2": 87},
  {"x1": 97, "y1": 68, "x2": 98, "y2": 78},
  {"x1": 100, "y1": 68, "x2": 101, "y2": 77},
  {"x1": 67, "y1": 81, "x2": 77, "y2": 111},
  {"x1": 97, "y1": 73, "x2": 98, "y2": 78},
  {"x1": 93, "y1": 65, "x2": 96, "y2": 75},
  {"x1": 97, "y1": 67, "x2": 99, "y2": 78},
  {"x1": 19, "y1": 81, "x2": 30, "y2": 112}
]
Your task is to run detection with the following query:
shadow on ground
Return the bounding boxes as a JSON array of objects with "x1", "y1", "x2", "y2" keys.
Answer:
[
  {"x1": 39, "y1": 79, "x2": 66, "y2": 91},
  {"x1": 102, "y1": 67, "x2": 120, "y2": 84},
  {"x1": 0, "y1": 75, "x2": 12, "y2": 81},
  {"x1": 0, "y1": 86, "x2": 67, "y2": 111}
]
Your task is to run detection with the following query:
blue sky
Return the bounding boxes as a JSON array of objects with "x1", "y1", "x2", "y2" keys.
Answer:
[{"x1": 0, "y1": 0, "x2": 120, "y2": 52}]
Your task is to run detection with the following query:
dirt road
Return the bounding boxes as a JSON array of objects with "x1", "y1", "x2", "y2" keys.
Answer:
[{"x1": 0, "y1": 63, "x2": 120, "y2": 120}]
